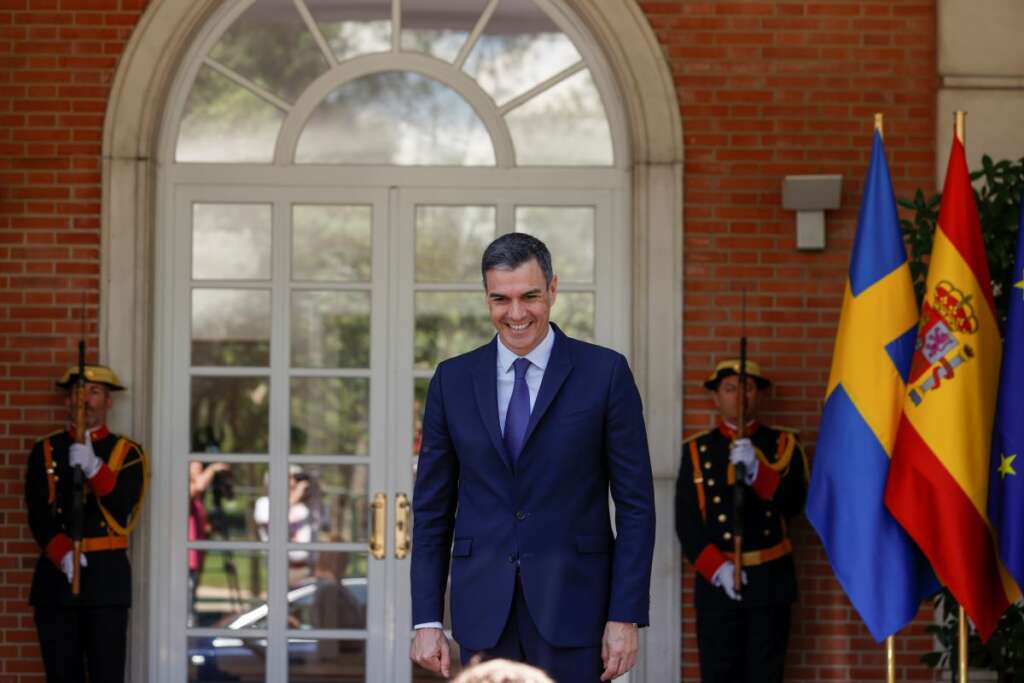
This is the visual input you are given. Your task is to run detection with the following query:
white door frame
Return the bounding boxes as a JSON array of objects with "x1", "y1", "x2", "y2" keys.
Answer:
[{"x1": 101, "y1": 2, "x2": 683, "y2": 681}]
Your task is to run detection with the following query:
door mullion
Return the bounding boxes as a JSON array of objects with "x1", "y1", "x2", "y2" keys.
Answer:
[{"x1": 266, "y1": 196, "x2": 291, "y2": 683}]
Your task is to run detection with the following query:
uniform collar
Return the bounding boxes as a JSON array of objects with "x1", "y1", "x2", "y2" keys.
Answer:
[
  {"x1": 67, "y1": 424, "x2": 110, "y2": 442},
  {"x1": 496, "y1": 324, "x2": 555, "y2": 374},
  {"x1": 717, "y1": 419, "x2": 758, "y2": 440}
]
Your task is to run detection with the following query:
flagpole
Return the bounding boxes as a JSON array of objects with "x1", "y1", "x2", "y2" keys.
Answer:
[
  {"x1": 885, "y1": 635, "x2": 895, "y2": 683},
  {"x1": 876, "y1": 110, "x2": 898, "y2": 683},
  {"x1": 956, "y1": 108, "x2": 969, "y2": 683}
]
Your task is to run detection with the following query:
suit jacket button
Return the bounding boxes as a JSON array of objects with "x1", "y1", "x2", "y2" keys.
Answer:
[
  {"x1": 723, "y1": 532, "x2": 732, "y2": 541},
  {"x1": 515, "y1": 511, "x2": 526, "y2": 520},
  {"x1": 717, "y1": 514, "x2": 727, "y2": 523},
  {"x1": 707, "y1": 479, "x2": 715, "y2": 487},
  {"x1": 712, "y1": 496, "x2": 721, "y2": 504}
]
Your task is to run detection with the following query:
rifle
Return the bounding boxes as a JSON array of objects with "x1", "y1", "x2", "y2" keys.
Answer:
[
  {"x1": 733, "y1": 292, "x2": 748, "y2": 595},
  {"x1": 71, "y1": 337, "x2": 86, "y2": 596}
]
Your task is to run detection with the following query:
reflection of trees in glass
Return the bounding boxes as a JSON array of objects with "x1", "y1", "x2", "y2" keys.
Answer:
[
  {"x1": 208, "y1": 0, "x2": 329, "y2": 102},
  {"x1": 552, "y1": 292, "x2": 594, "y2": 342},
  {"x1": 177, "y1": 66, "x2": 285, "y2": 163},
  {"x1": 300, "y1": 464, "x2": 369, "y2": 543},
  {"x1": 515, "y1": 207, "x2": 595, "y2": 283},
  {"x1": 192, "y1": 203, "x2": 272, "y2": 280},
  {"x1": 292, "y1": 205, "x2": 372, "y2": 282},
  {"x1": 295, "y1": 71, "x2": 495, "y2": 165},
  {"x1": 291, "y1": 291, "x2": 371, "y2": 368},
  {"x1": 191, "y1": 377, "x2": 270, "y2": 454},
  {"x1": 290, "y1": 378, "x2": 370, "y2": 455},
  {"x1": 506, "y1": 69, "x2": 613, "y2": 166},
  {"x1": 413, "y1": 377, "x2": 429, "y2": 455},
  {"x1": 191, "y1": 550, "x2": 267, "y2": 628},
  {"x1": 462, "y1": 0, "x2": 582, "y2": 105},
  {"x1": 415, "y1": 206, "x2": 495, "y2": 283},
  {"x1": 307, "y1": 0, "x2": 392, "y2": 60},
  {"x1": 400, "y1": 0, "x2": 488, "y2": 62},
  {"x1": 192, "y1": 289, "x2": 271, "y2": 366},
  {"x1": 414, "y1": 292, "x2": 493, "y2": 368}
]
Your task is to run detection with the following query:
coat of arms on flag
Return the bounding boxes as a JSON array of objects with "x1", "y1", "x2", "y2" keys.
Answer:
[{"x1": 908, "y1": 279, "x2": 978, "y2": 405}]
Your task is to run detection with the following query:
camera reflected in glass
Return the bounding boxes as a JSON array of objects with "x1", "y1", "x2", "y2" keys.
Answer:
[{"x1": 188, "y1": 461, "x2": 268, "y2": 543}]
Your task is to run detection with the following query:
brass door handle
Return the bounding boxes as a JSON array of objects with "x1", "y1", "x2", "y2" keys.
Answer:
[
  {"x1": 370, "y1": 492, "x2": 386, "y2": 560},
  {"x1": 395, "y1": 493, "x2": 411, "y2": 559}
]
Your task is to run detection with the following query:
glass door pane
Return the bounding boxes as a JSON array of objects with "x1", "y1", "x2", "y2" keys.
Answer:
[{"x1": 181, "y1": 188, "x2": 390, "y2": 683}]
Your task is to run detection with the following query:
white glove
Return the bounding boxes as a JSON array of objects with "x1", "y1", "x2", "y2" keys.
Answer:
[
  {"x1": 60, "y1": 550, "x2": 88, "y2": 584},
  {"x1": 711, "y1": 561, "x2": 747, "y2": 601},
  {"x1": 69, "y1": 435, "x2": 102, "y2": 478},
  {"x1": 729, "y1": 438, "x2": 758, "y2": 484}
]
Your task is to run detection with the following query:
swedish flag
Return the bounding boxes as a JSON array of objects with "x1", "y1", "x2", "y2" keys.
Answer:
[
  {"x1": 987, "y1": 197, "x2": 1024, "y2": 592},
  {"x1": 807, "y1": 129, "x2": 937, "y2": 640}
]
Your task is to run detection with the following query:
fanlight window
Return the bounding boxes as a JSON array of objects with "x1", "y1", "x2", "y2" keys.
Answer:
[{"x1": 175, "y1": 0, "x2": 614, "y2": 166}]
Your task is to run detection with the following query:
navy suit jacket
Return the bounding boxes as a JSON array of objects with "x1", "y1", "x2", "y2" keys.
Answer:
[{"x1": 411, "y1": 324, "x2": 656, "y2": 650}]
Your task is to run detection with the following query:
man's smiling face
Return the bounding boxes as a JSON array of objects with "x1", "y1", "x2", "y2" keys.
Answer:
[{"x1": 484, "y1": 258, "x2": 558, "y2": 356}]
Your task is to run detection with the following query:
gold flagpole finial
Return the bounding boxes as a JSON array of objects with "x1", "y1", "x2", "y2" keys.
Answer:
[
  {"x1": 874, "y1": 113, "x2": 884, "y2": 138},
  {"x1": 954, "y1": 110, "x2": 966, "y2": 144}
]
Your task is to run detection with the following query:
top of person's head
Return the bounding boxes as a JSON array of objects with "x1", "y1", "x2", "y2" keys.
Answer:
[
  {"x1": 452, "y1": 658, "x2": 555, "y2": 683},
  {"x1": 481, "y1": 233, "x2": 553, "y2": 289}
]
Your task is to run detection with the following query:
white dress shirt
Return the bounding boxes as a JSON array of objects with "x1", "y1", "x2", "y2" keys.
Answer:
[
  {"x1": 414, "y1": 325, "x2": 555, "y2": 631},
  {"x1": 496, "y1": 324, "x2": 554, "y2": 435}
]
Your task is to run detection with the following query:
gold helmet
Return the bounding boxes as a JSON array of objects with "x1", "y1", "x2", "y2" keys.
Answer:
[
  {"x1": 703, "y1": 359, "x2": 771, "y2": 391},
  {"x1": 56, "y1": 364, "x2": 125, "y2": 391}
]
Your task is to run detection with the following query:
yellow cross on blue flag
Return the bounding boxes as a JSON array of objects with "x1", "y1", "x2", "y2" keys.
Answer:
[
  {"x1": 987, "y1": 195, "x2": 1024, "y2": 592},
  {"x1": 807, "y1": 129, "x2": 937, "y2": 640}
]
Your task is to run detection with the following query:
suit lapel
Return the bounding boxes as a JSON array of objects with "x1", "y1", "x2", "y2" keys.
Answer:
[
  {"x1": 520, "y1": 326, "x2": 573, "y2": 459},
  {"x1": 472, "y1": 339, "x2": 513, "y2": 472}
]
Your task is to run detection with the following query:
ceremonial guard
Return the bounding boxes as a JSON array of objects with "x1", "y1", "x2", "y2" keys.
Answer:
[
  {"x1": 24, "y1": 364, "x2": 148, "y2": 683},
  {"x1": 675, "y1": 360, "x2": 808, "y2": 683}
]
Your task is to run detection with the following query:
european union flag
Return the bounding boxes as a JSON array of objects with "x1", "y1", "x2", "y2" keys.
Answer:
[
  {"x1": 987, "y1": 196, "x2": 1024, "y2": 592},
  {"x1": 807, "y1": 129, "x2": 937, "y2": 641}
]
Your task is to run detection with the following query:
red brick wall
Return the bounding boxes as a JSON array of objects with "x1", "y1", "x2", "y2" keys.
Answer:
[
  {"x1": 0, "y1": 0, "x2": 940, "y2": 681},
  {"x1": 640, "y1": 0, "x2": 939, "y2": 681},
  {"x1": 0, "y1": 1, "x2": 147, "y2": 680}
]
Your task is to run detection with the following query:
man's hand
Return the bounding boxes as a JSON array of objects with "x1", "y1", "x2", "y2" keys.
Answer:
[
  {"x1": 729, "y1": 438, "x2": 758, "y2": 483},
  {"x1": 711, "y1": 560, "x2": 747, "y2": 601},
  {"x1": 600, "y1": 620, "x2": 638, "y2": 681},
  {"x1": 60, "y1": 550, "x2": 88, "y2": 584},
  {"x1": 410, "y1": 627, "x2": 450, "y2": 678},
  {"x1": 69, "y1": 435, "x2": 102, "y2": 478}
]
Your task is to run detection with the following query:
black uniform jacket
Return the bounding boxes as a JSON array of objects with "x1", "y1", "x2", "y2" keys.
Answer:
[
  {"x1": 25, "y1": 426, "x2": 146, "y2": 607},
  {"x1": 675, "y1": 422, "x2": 808, "y2": 611}
]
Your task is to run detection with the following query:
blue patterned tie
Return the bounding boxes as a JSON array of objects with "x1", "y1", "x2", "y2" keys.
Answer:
[{"x1": 503, "y1": 357, "x2": 531, "y2": 463}]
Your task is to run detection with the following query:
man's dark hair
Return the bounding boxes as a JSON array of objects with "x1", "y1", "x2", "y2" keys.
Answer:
[{"x1": 480, "y1": 232, "x2": 554, "y2": 288}]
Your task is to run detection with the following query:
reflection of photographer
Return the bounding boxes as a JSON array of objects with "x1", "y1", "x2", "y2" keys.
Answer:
[
  {"x1": 188, "y1": 461, "x2": 228, "y2": 608},
  {"x1": 253, "y1": 465, "x2": 316, "y2": 585}
]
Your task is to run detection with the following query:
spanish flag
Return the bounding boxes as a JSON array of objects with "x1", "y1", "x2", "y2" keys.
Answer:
[{"x1": 884, "y1": 130, "x2": 1020, "y2": 640}]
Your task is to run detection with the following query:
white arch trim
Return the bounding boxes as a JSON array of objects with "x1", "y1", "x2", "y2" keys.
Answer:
[
  {"x1": 273, "y1": 52, "x2": 517, "y2": 167},
  {"x1": 101, "y1": 1, "x2": 683, "y2": 681}
]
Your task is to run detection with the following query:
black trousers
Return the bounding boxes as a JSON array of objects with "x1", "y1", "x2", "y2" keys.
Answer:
[
  {"x1": 696, "y1": 602, "x2": 791, "y2": 683},
  {"x1": 460, "y1": 574, "x2": 603, "y2": 683},
  {"x1": 34, "y1": 605, "x2": 129, "y2": 683}
]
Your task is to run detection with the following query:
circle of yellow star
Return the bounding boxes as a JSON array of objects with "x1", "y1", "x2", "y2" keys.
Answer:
[{"x1": 998, "y1": 453, "x2": 1018, "y2": 479}]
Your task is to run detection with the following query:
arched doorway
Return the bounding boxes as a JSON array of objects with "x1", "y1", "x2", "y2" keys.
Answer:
[{"x1": 101, "y1": 1, "x2": 682, "y2": 681}]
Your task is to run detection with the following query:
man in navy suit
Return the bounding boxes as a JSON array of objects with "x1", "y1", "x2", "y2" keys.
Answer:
[{"x1": 409, "y1": 233, "x2": 656, "y2": 682}]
